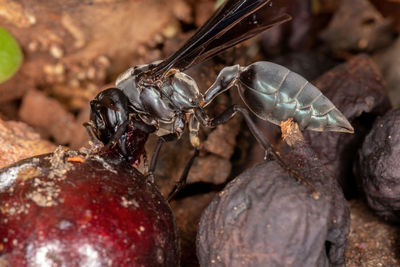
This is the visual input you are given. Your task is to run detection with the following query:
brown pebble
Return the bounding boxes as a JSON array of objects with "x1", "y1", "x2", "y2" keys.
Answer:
[
  {"x1": 320, "y1": 0, "x2": 394, "y2": 52},
  {"x1": 0, "y1": 118, "x2": 55, "y2": 168},
  {"x1": 19, "y1": 90, "x2": 77, "y2": 145},
  {"x1": 203, "y1": 117, "x2": 241, "y2": 159}
]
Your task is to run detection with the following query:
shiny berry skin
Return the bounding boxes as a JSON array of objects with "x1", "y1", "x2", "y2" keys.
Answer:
[{"x1": 0, "y1": 150, "x2": 179, "y2": 266}]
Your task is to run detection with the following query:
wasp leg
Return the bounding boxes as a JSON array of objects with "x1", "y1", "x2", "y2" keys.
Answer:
[
  {"x1": 195, "y1": 105, "x2": 309, "y2": 184},
  {"x1": 103, "y1": 119, "x2": 156, "y2": 154},
  {"x1": 147, "y1": 133, "x2": 178, "y2": 183},
  {"x1": 130, "y1": 119, "x2": 158, "y2": 134},
  {"x1": 188, "y1": 113, "x2": 201, "y2": 148},
  {"x1": 195, "y1": 105, "x2": 278, "y2": 160},
  {"x1": 83, "y1": 122, "x2": 101, "y2": 144},
  {"x1": 102, "y1": 119, "x2": 130, "y2": 151},
  {"x1": 165, "y1": 114, "x2": 201, "y2": 201},
  {"x1": 167, "y1": 148, "x2": 200, "y2": 202}
]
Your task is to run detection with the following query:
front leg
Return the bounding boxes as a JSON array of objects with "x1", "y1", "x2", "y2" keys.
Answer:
[
  {"x1": 83, "y1": 121, "x2": 104, "y2": 150},
  {"x1": 147, "y1": 131, "x2": 201, "y2": 201},
  {"x1": 147, "y1": 133, "x2": 178, "y2": 183},
  {"x1": 102, "y1": 120, "x2": 131, "y2": 152}
]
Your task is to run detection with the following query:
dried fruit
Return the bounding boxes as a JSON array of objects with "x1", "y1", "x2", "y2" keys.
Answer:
[
  {"x1": 197, "y1": 161, "x2": 347, "y2": 267},
  {"x1": 0, "y1": 149, "x2": 179, "y2": 266},
  {"x1": 197, "y1": 121, "x2": 349, "y2": 267},
  {"x1": 357, "y1": 108, "x2": 400, "y2": 222}
]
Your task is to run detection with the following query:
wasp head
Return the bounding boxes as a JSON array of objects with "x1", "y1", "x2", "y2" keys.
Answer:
[
  {"x1": 89, "y1": 88, "x2": 130, "y2": 144},
  {"x1": 87, "y1": 88, "x2": 150, "y2": 165}
]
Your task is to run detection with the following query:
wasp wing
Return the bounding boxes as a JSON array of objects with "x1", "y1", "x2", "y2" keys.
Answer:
[{"x1": 152, "y1": 0, "x2": 291, "y2": 76}]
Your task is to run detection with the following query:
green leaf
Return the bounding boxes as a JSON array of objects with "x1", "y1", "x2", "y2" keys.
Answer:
[
  {"x1": 0, "y1": 27, "x2": 23, "y2": 83},
  {"x1": 215, "y1": 0, "x2": 226, "y2": 9}
]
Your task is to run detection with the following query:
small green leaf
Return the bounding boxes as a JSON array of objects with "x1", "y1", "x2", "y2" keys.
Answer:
[
  {"x1": 215, "y1": 0, "x2": 226, "y2": 9},
  {"x1": 0, "y1": 27, "x2": 23, "y2": 83}
]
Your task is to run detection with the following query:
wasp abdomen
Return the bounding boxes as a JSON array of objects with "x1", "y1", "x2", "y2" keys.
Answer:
[{"x1": 238, "y1": 62, "x2": 354, "y2": 133}]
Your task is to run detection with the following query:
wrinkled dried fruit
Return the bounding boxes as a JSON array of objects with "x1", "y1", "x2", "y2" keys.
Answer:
[
  {"x1": 198, "y1": 121, "x2": 349, "y2": 267},
  {"x1": 357, "y1": 108, "x2": 400, "y2": 222},
  {"x1": 0, "y1": 150, "x2": 179, "y2": 266},
  {"x1": 197, "y1": 161, "x2": 346, "y2": 267}
]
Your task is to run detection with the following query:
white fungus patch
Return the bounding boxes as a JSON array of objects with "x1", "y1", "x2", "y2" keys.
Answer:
[{"x1": 0, "y1": 163, "x2": 34, "y2": 192}]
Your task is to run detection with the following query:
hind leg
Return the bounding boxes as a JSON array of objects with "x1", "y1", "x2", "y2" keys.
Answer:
[
  {"x1": 195, "y1": 105, "x2": 278, "y2": 160},
  {"x1": 195, "y1": 105, "x2": 309, "y2": 184}
]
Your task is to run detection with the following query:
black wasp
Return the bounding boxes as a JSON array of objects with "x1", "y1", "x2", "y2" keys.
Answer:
[{"x1": 84, "y1": 0, "x2": 353, "y2": 200}]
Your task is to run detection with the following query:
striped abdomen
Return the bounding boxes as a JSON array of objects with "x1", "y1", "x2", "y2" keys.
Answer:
[{"x1": 237, "y1": 61, "x2": 353, "y2": 133}]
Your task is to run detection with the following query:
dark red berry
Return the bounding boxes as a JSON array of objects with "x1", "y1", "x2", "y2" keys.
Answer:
[{"x1": 0, "y1": 148, "x2": 179, "y2": 266}]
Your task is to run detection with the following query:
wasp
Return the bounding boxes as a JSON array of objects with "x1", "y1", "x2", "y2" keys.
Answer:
[{"x1": 84, "y1": 0, "x2": 353, "y2": 200}]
